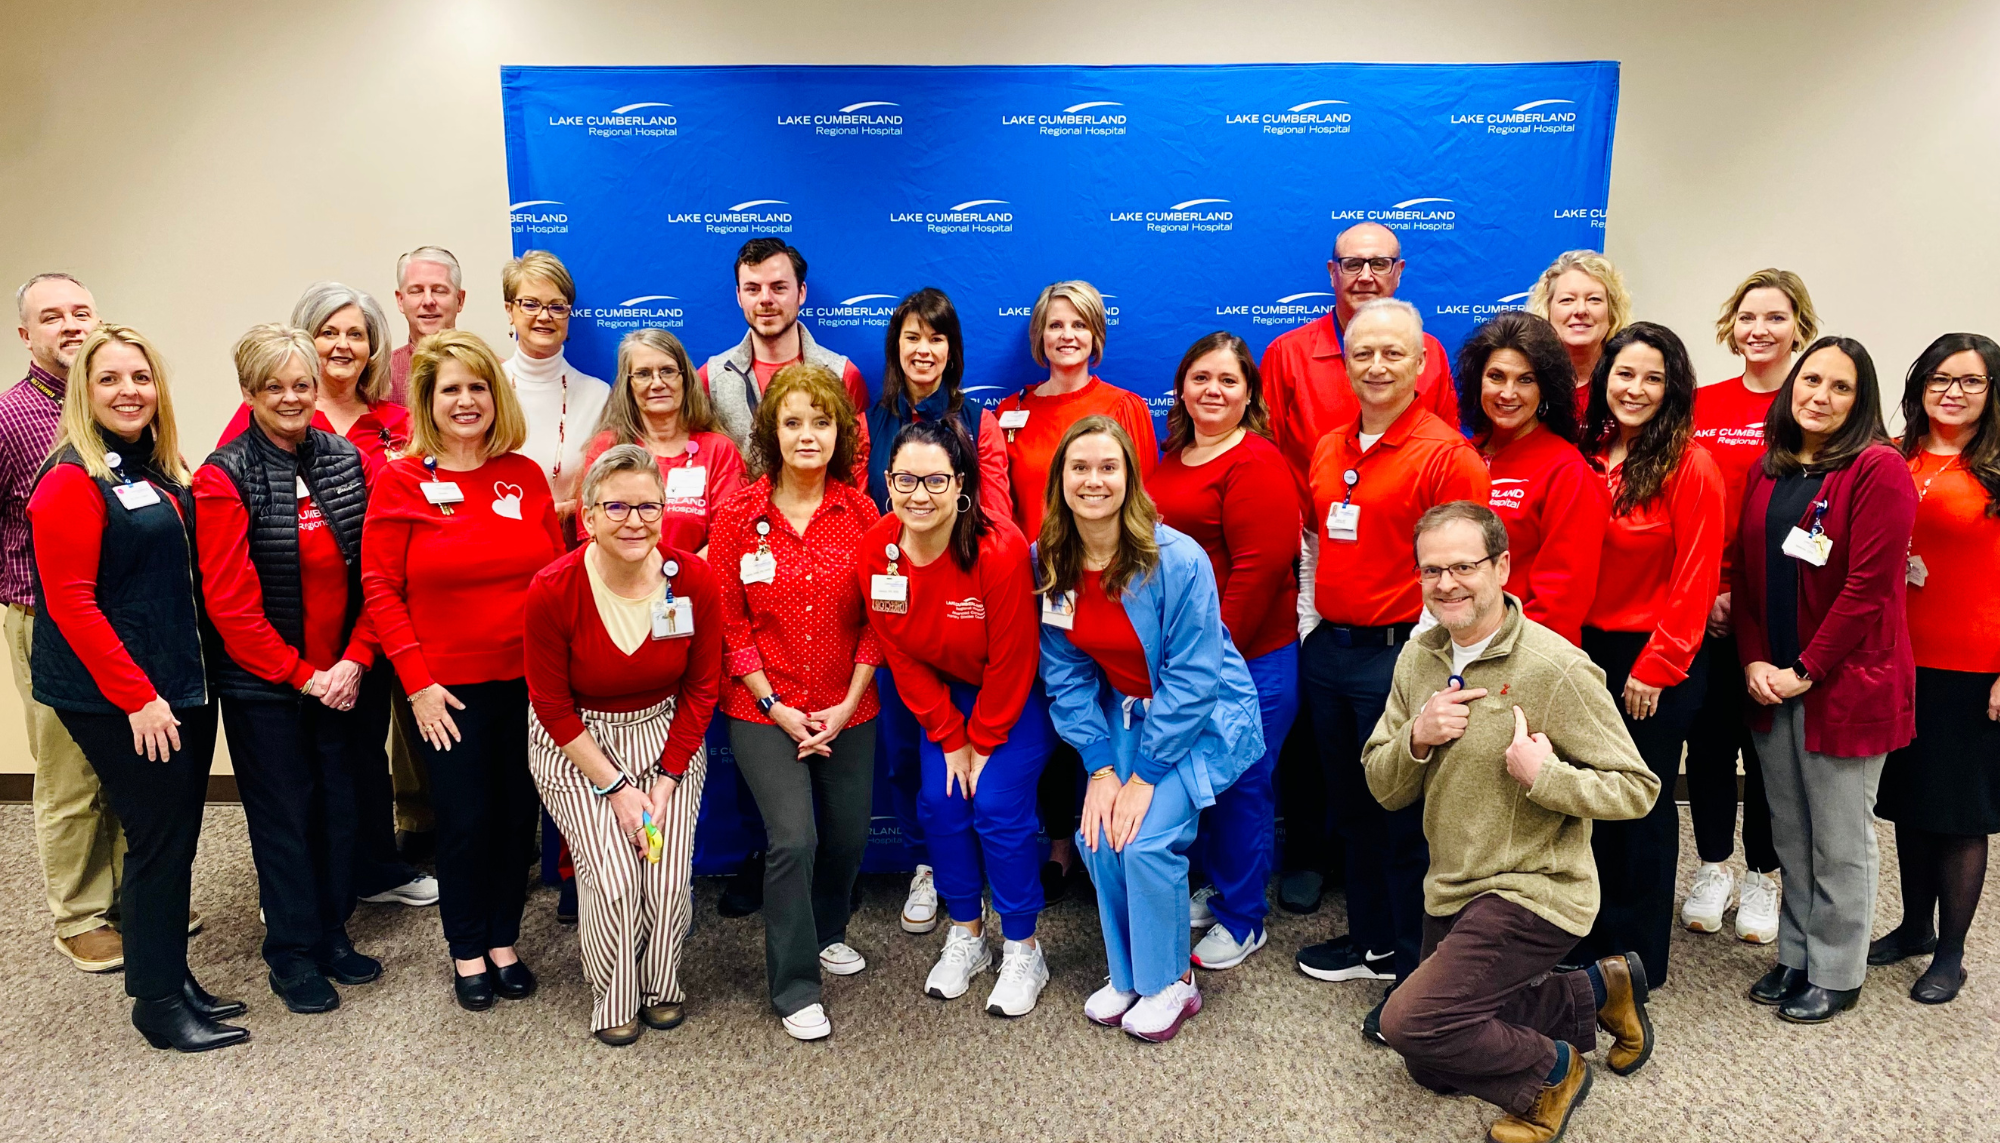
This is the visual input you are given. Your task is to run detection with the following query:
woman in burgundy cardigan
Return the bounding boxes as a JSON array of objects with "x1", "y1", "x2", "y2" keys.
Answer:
[{"x1": 1731, "y1": 336, "x2": 1916, "y2": 1025}]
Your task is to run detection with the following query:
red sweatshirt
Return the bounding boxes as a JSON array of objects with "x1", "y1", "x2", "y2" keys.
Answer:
[
  {"x1": 992, "y1": 376, "x2": 1159, "y2": 540},
  {"x1": 1069, "y1": 569, "x2": 1153, "y2": 698},
  {"x1": 856, "y1": 514, "x2": 1039, "y2": 754},
  {"x1": 1148, "y1": 432, "x2": 1301, "y2": 660},
  {"x1": 1261, "y1": 313, "x2": 1459, "y2": 489},
  {"x1": 524, "y1": 546, "x2": 721, "y2": 775},
  {"x1": 1585, "y1": 443, "x2": 1725, "y2": 688},
  {"x1": 581, "y1": 429, "x2": 747, "y2": 554},
  {"x1": 194, "y1": 463, "x2": 372, "y2": 689},
  {"x1": 1691, "y1": 376, "x2": 1779, "y2": 582},
  {"x1": 221, "y1": 402, "x2": 412, "y2": 476},
  {"x1": 1481, "y1": 428, "x2": 1605, "y2": 645},
  {"x1": 362, "y1": 452, "x2": 565, "y2": 693}
]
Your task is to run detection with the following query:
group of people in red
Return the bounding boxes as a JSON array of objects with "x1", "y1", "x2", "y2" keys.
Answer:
[{"x1": 9, "y1": 222, "x2": 1995, "y2": 1142}]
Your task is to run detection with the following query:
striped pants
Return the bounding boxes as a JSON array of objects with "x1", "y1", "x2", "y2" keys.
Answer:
[{"x1": 530, "y1": 698, "x2": 706, "y2": 1032}]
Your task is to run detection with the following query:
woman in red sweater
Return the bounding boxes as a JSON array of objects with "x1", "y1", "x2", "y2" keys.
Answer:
[
  {"x1": 219, "y1": 283, "x2": 412, "y2": 471},
  {"x1": 1147, "y1": 331, "x2": 1300, "y2": 971},
  {"x1": 1455, "y1": 312, "x2": 1604, "y2": 645},
  {"x1": 581, "y1": 328, "x2": 745, "y2": 558},
  {"x1": 362, "y1": 329, "x2": 565, "y2": 1012},
  {"x1": 708, "y1": 362, "x2": 883, "y2": 1042},
  {"x1": 857, "y1": 418, "x2": 1052, "y2": 1015},
  {"x1": 526, "y1": 445, "x2": 721, "y2": 1045},
  {"x1": 1575, "y1": 321, "x2": 1724, "y2": 987}
]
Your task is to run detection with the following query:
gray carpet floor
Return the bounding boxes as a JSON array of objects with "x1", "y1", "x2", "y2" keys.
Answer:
[{"x1": 1, "y1": 803, "x2": 1994, "y2": 1142}]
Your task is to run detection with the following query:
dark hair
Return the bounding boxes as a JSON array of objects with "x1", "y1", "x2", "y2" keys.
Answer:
[
  {"x1": 879, "y1": 288, "x2": 966, "y2": 420},
  {"x1": 1898, "y1": 333, "x2": 2000, "y2": 516},
  {"x1": 1762, "y1": 336, "x2": 1889, "y2": 477},
  {"x1": 887, "y1": 418, "x2": 988, "y2": 570},
  {"x1": 1412, "y1": 500, "x2": 1509, "y2": 561},
  {"x1": 1162, "y1": 331, "x2": 1272, "y2": 454},
  {"x1": 1455, "y1": 311, "x2": 1579, "y2": 443},
  {"x1": 734, "y1": 238, "x2": 807, "y2": 285},
  {"x1": 1582, "y1": 321, "x2": 1698, "y2": 514}
]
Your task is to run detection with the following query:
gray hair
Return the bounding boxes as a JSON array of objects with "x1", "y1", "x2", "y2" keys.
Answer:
[
  {"x1": 16, "y1": 272, "x2": 88, "y2": 322},
  {"x1": 1413, "y1": 500, "x2": 1509, "y2": 561},
  {"x1": 396, "y1": 246, "x2": 463, "y2": 291},
  {"x1": 1345, "y1": 297, "x2": 1424, "y2": 348},
  {"x1": 581, "y1": 442, "x2": 665, "y2": 509},
  {"x1": 290, "y1": 282, "x2": 393, "y2": 403}
]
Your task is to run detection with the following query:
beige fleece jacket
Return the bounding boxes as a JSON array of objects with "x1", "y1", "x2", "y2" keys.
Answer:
[{"x1": 1362, "y1": 597, "x2": 1660, "y2": 936}]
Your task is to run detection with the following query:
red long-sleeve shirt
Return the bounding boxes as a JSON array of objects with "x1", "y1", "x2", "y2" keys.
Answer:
[
  {"x1": 1482, "y1": 428, "x2": 1605, "y2": 645},
  {"x1": 194, "y1": 463, "x2": 372, "y2": 689},
  {"x1": 1261, "y1": 313, "x2": 1459, "y2": 490},
  {"x1": 221, "y1": 402, "x2": 412, "y2": 477},
  {"x1": 1147, "y1": 433, "x2": 1301, "y2": 660},
  {"x1": 361, "y1": 452, "x2": 565, "y2": 693},
  {"x1": 708, "y1": 475, "x2": 884, "y2": 724},
  {"x1": 856, "y1": 514, "x2": 1039, "y2": 754},
  {"x1": 1585, "y1": 443, "x2": 1725, "y2": 688},
  {"x1": 992, "y1": 376, "x2": 1159, "y2": 540},
  {"x1": 580, "y1": 429, "x2": 747, "y2": 555},
  {"x1": 524, "y1": 545, "x2": 721, "y2": 775},
  {"x1": 1069, "y1": 569, "x2": 1153, "y2": 699},
  {"x1": 1691, "y1": 376, "x2": 1779, "y2": 583},
  {"x1": 27, "y1": 465, "x2": 182, "y2": 713}
]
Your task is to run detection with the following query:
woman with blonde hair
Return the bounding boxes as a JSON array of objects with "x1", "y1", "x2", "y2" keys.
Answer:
[
  {"x1": 501, "y1": 250, "x2": 611, "y2": 520},
  {"x1": 1036, "y1": 415, "x2": 1263, "y2": 1041},
  {"x1": 218, "y1": 283, "x2": 412, "y2": 469},
  {"x1": 29, "y1": 325, "x2": 243, "y2": 1050},
  {"x1": 1527, "y1": 250, "x2": 1632, "y2": 390}
]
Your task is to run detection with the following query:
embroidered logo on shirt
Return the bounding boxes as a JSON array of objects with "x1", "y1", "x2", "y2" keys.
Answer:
[
  {"x1": 492, "y1": 481, "x2": 524, "y2": 520},
  {"x1": 945, "y1": 597, "x2": 986, "y2": 621}
]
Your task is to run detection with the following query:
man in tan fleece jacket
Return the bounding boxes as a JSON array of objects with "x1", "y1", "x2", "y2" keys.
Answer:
[{"x1": 1364, "y1": 502, "x2": 1661, "y2": 1143}]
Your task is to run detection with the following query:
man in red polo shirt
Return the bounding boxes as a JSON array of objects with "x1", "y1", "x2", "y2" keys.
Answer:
[{"x1": 1292, "y1": 298, "x2": 1488, "y2": 1044}]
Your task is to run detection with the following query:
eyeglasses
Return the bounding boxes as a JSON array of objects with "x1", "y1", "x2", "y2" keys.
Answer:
[
  {"x1": 1925, "y1": 373, "x2": 1991, "y2": 395},
  {"x1": 1417, "y1": 554, "x2": 1498, "y2": 582},
  {"x1": 1335, "y1": 256, "x2": 1401, "y2": 275},
  {"x1": 888, "y1": 472, "x2": 956, "y2": 494},
  {"x1": 631, "y1": 367, "x2": 682, "y2": 384},
  {"x1": 511, "y1": 298, "x2": 572, "y2": 318},
  {"x1": 593, "y1": 500, "x2": 663, "y2": 522}
]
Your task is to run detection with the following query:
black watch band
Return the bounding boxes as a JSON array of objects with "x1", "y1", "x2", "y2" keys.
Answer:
[
  {"x1": 1791, "y1": 661, "x2": 1811, "y2": 681},
  {"x1": 757, "y1": 693, "x2": 781, "y2": 716}
]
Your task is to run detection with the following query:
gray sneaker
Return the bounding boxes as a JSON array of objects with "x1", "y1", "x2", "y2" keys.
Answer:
[{"x1": 1192, "y1": 923, "x2": 1267, "y2": 970}]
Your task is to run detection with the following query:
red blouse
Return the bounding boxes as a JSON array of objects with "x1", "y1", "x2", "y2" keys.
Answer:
[
  {"x1": 524, "y1": 546, "x2": 722, "y2": 776},
  {"x1": 1069, "y1": 569, "x2": 1153, "y2": 699},
  {"x1": 708, "y1": 475, "x2": 884, "y2": 724},
  {"x1": 1147, "y1": 432, "x2": 1301, "y2": 661},
  {"x1": 580, "y1": 429, "x2": 747, "y2": 554},
  {"x1": 221, "y1": 402, "x2": 412, "y2": 476},
  {"x1": 1584, "y1": 443, "x2": 1725, "y2": 688},
  {"x1": 1480, "y1": 427, "x2": 1605, "y2": 645}
]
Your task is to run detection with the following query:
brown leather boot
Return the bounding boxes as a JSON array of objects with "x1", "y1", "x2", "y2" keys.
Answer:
[
  {"x1": 55, "y1": 925, "x2": 125, "y2": 972},
  {"x1": 1487, "y1": 1058, "x2": 1592, "y2": 1143},
  {"x1": 1594, "y1": 953, "x2": 1654, "y2": 1075}
]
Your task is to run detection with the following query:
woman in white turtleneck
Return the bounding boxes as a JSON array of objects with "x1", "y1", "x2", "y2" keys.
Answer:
[{"x1": 500, "y1": 250, "x2": 611, "y2": 521}]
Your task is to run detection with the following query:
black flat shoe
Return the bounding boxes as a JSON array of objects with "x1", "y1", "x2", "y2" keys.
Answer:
[
  {"x1": 1749, "y1": 964, "x2": 1808, "y2": 1006},
  {"x1": 315, "y1": 939, "x2": 383, "y2": 985},
  {"x1": 491, "y1": 958, "x2": 538, "y2": 1000},
  {"x1": 1911, "y1": 963, "x2": 1967, "y2": 1005},
  {"x1": 270, "y1": 968, "x2": 340, "y2": 1014},
  {"x1": 556, "y1": 878, "x2": 579, "y2": 926},
  {"x1": 453, "y1": 967, "x2": 495, "y2": 1012},
  {"x1": 718, "y1": 852, "x2": 764, "y2": 917},
  {"x1": 183, "y1": 972, "x2": 247, "y2": 1021},
  {"x1": 132, "y1": 995, "x2": 250, "y2": 1052},
  {"x1": 1778, "y1": 983, "x2": 1860, "y2": 1023},
  {"x1": 1867, "y1": 928, "x2": 1937, "y2": 966}
]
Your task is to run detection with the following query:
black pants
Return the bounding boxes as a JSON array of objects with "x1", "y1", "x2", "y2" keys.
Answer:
[
  {"x1": 221, "y1": 693, "x2": 364, "y2": 975},
  {"x1": 1278, "y1": 707, "x2": 1334, "y2": 874},
  {"x1": 59, "y1": 704, "x2": 217, "y2": 1002},
  {"x1": 350, "y1": 666, "x2": 416, "y2": 896},
  {"x1": 412, "y1": 678, "x2": 537, "y2": 960},
  {"x1": 1036, "y1": 740, "x2": 1084, "y2": 853},
  {"x1": 1300, "y1": 627, "x2": 1429, "y2": 977},
  {"x1": 1575, "y1": 628, "x2": 1707, "y2": 985},
  {"x1": 1683, "y1": 631, "x2": 1778, "y2": 871}
]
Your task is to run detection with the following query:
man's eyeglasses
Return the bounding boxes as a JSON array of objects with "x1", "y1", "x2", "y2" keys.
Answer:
[
  {"x1": 889, "y1": 472, "x2": 955, "y2": 494},
  {"x1": 1335, "y1": 256, "x2": 1402, "y2": 275},
  {"x1": 1417, "y1": 554, "x2": 1498, "y2": 582},
  {"x1": 511, "y1": 298, "x2": 573, "y2": 318},
  {"x1": 594, "y1": 501, "x2": 664, "y2": 522},
  {"x1": 1925, "y1": 373, "x2": 1991, "y2": 395}
]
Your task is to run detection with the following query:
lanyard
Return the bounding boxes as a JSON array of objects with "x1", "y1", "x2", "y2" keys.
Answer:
[
  {"x1": 551, "y1": 372, "x2": 568, "y2": 478},
  {"x1": 26, "y1": 365, "x2": 62, "y2": 402},
  {"x1": 423, "y1": 455, "x2": 455, "y2": 515}
]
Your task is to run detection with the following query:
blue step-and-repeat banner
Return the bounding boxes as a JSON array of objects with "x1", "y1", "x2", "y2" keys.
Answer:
[{"x1": 500, "y1": 62, "x2": 1619, "y2": 875}]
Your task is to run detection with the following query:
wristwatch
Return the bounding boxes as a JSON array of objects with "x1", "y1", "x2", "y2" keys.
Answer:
[
  {"x1": 1791, "y1": 660, "x2": 1811, "y2": 681},
  {"x1": 757, "y1": 693, "x2": 782, "y2": 716}
]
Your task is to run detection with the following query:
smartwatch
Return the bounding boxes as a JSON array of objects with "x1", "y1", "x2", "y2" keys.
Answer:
[
  {"x1": 757, "y1": 693, "x2": 782, "y2": 716},
  {"x1": 1791, "y1": 660, "x2": 1811, "y2": 682}
]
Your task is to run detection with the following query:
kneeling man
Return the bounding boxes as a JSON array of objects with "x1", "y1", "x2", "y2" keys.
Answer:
[{"x1": 1364, "y1": 502, "x2": 1661, "y2": 1143}]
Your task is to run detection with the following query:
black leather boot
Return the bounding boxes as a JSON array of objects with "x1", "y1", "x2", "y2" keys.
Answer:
[
  {"x1": 132, "y1": 995, "x2": 250, "y2": 1052},
  {"x1": 1778, "y1": 983, "x2": 1861, "y2": 1023},
  {"x1": 183, "y1": 972, "x2": 247, "y2": 1020}
]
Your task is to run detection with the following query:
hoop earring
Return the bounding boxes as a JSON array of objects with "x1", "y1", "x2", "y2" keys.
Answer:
[
  {"x1": 956, "y1": 494, "x2": 973, "y2": 513},
  {"x1": 1538, "y1": 400, "x2": 1549, "y2": 418}
]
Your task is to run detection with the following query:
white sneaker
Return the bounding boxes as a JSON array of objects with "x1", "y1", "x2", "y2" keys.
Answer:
[
  {"x1": 924, "y1": 925, "x2": 991, "y2": 999},
  {"x1": 819, "y1": 941, "x2": 867, "y2": 976},
  {"x1": 1084, "y1": 981, "x2": 1140, "y2": 1026},
  {"x1": 1188, "y1": 884, "x2": 1219, "y2": 929},
  {"x1": 361, "y1": 873, "x2": 441, "y2": 907},
  {"x1": 1681, "y1": 862, "x2": 1736, "y2": 933},
  {"x1": 1192, "y1": 923, "x2": 1267, "y2": 970},
  {"x1": 985, "y1": 939, "x2": 1049, "y2": 1017},
  {"x1": 782, "y1": 1003, "x2": 831, "y2": 1041},
  {"x1": 1122, "y1": 978, "x2": 1202, "y2": 1042},
  {"x1": 1736, "y1": 870, "x2": 1780, "y2": 944},
  {"x1": 900, "y1": 865, "x2": 939, "y2": 934}
]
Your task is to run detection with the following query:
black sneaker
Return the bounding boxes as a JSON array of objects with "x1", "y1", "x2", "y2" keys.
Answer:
[
  {"x1": 1296, "y1": 935, "x2": 1396, "y2": 982},
  {"x1": 314, "y1": 939, "x2": 383, "y2": 985},
  {"x1": 1362, "y1": 980, "x2": 1399, "y2": 1046},
  {"x1": 270, "y1": 967, "x2": 340, "y2": 1014},
  {"x1": 718, "y1": 851, "x2": 764, "y2": 917}
]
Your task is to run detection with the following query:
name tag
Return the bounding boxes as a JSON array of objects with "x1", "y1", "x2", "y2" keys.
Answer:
[
  {"x1": 295, "y1": 477, "x2": 311, "y2": 500},
  {"x1": 870, "y1": 573, "x2": 908, "y2": 614},
  {"x1": 111, "y1": 481, "x2": 161, "y2": 510},
  {"x1": 652, "y1": 596, "x2": 693, "y2": 639},
  {"x1": 1327, "y1": 502, "x2": 1360, "y2": 542},
  {"x1": 1781, "y1": 526, "x2": 1831, "y2": 567},
  {"x1": 1041, "y1": 591, "x2": 1076, "y2": 630},
  {"x1": 664, "y1": 465, "x2": 706, "y2": 500},
  {"x1": 997, "y1": 409, "x2": 1030, "y2": 430},
  {"x1": 421, "y1": 481, "x2": 464, "y2": 506},
  {"x1": 1906, "y1": 553, "x2": 1928, "y2": 587},
  {"x1": 739, "y1": 551, "x2": 777, "y2": 585}
]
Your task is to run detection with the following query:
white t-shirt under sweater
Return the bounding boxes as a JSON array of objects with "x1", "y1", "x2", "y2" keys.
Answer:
[
  {"x1": 503, "y1": 349, "x2": 610, "y2": 492},
  {"x1": 1450, "y1": 628, "x2": 1498, "y2": 676}
]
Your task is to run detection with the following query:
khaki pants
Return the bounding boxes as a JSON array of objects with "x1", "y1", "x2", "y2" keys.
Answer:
[
  {"x1": 388, "y1": 688, "x2": 434, "y2": 834},
  {"x1": 6, "y1": 604, "x2": 124, "y2": 937}
]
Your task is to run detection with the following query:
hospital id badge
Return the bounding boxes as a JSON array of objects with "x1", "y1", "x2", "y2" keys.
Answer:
[
  {"x1": 1907, "y1": 553, "x2": 1929, "y2": 587},
  {"x1": 997, "y1": 409, "x2": 1030, "y2": 430},
  {"x1": 1327, "y1": 502, "x2": 1360, "y2": 542},
  {"x1": 112, "y1": 481, "x2": 161, "y2": 510},
  {"x1": 1782, "y1": 526, "x2": 1831, "y2": 567},
  {"x1": 652, "y1": 596, "x2": 693, "y2": 639},
  {"x1": 421, "y1": 481, "x2": 464, "y2": 506},
  {"x1": 1041, "y1": 591, "x2": 1076, "y2": 630},
  {"x1": 665, "y1": 465, "x2": 706, "y2": 500},
  {"x1": 870, "y1": 574, "x2": 908, "y2": 614},
  {"x1": 739, "y1": 551, "x2": 777, "y2": 585}
]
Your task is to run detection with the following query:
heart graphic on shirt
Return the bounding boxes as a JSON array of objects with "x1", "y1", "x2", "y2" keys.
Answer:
[{"x1": 492, "y1": 481, "x2": 524, "y2": 520}]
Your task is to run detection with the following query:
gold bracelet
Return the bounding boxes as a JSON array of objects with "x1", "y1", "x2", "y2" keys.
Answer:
[{"x1": 1089, "y1": 766, "x2": 1118, "y2": 781}]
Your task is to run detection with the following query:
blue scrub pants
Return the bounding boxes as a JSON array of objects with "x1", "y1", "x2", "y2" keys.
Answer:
[
  {"x1": 876, "y1": 669, "x2": 930, "y2": 870},
  {"x1": 1074, "y1": 693, "x2": 1203, "y2": 997},
  {"x1": 918, "y1": 682, "x2": 1054, "y2": 941},
  {"x1": 1195, "y1": 642, "x2": 1299, "y2": 942}
]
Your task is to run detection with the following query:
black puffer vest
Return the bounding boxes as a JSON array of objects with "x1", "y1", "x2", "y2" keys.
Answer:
[
  {"x1": 201, "y1": 424, "x2": 369, "y2": 701},
  {"x1": 30, "y1": 428, "x2": 207, "y2": 714}
]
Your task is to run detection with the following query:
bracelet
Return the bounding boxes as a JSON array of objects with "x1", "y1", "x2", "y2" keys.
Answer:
[
  {"x1": 1089, "y1": 766, "x2": 1118, "y2": 782},
  {"x1": 655, "y1": 762, "x2": 681, "y2": 781},
  {"x1": 592, "y1": 774, "x2": 629, "y2": 798}
]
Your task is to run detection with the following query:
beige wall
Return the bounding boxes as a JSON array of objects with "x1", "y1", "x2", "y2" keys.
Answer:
[{"x1": 4, "y1": 0, "x2": 1998, "y2": 773}]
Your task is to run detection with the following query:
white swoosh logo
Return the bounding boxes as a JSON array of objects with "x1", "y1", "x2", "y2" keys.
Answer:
[
  {"x1": 950, "y1": 198, "x2": 1008, "y2": 211},
  {"x1": 840, "y1": 294, "x2": 898, "y2": 305},
  {"x1": 1063, "y1": 101, "x2": 1122, "y2": 113},
  {"x1": 1512, "y1": 99, "x2": 1574, "y2": 112},
  {"x1": 1492, "y1": 478, "x2": 1529, "y2": 484},
  {"x1": 612, "y1": 102, "x2": 672, "y2": 114},
  {"x1": 1496, "y1": 291, "x2": 1532, "y2": 303},
  {"x1": 727, "y1": 199, "x2": 787, "y2": 211},
  {"x1": 1277, "y1": 291, "x2": 1337, "y2": 304},
  {"x1": 1393, "y1": 197, "x2": 1453, "y2": 208},
  {"x1": 1170, "y1": 198, "x2": 1229, "y2": 210},
  {"x1": 961, "y1": 385, "x2": 1009, "y2": 395},
  {"x1": 839, "y1": 101, "x2": 899, "y2": 112},
  {"x1": 508, "y1": 199, "x2": 562, "y2": 211},
  {"x1": 617, "y1": 295, "x2": 678, "y2": 306},
  {"x1": 1287, "y1": 99, "x2": 1348, "y2": 111}
]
